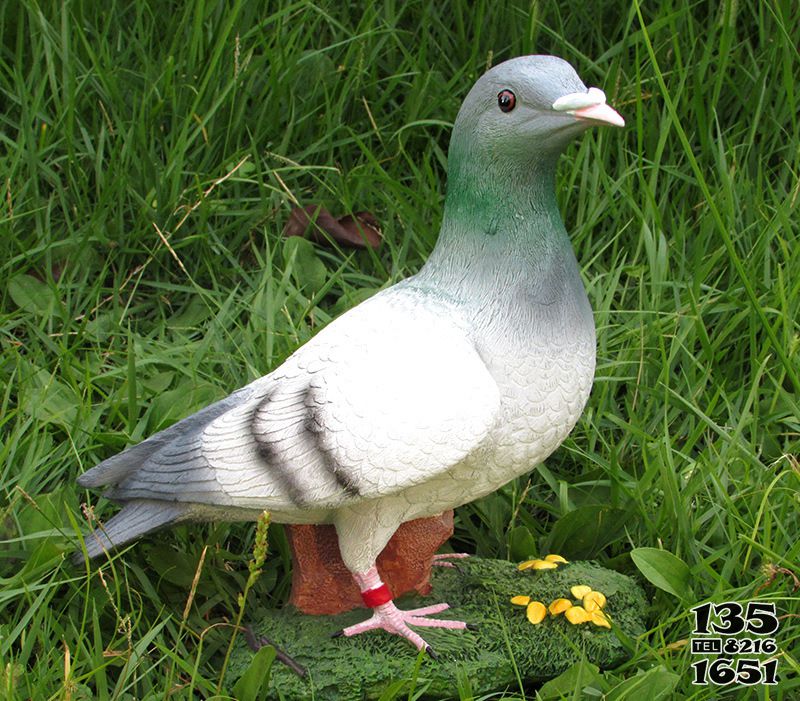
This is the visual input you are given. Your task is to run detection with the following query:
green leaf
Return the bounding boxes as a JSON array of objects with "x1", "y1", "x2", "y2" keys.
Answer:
[
  {"x1": 139, "y1": 370, "x2": 175, "y2": 394},
  {"x1": 19, "y1": 539, "x2": 67, "y2": 578},
  {"x1": 26, "y1": 369, "x2": 78, "y2": 427},
  {"x1": 330, "y1": 287, "x2": 379, "y2": 317},
  {"x1": 170, "y1": 296, "x2": 213, "y2": 328},
  {"x1": 293, "y1": 51, "x2": 338, "y2": 100},
  {"x1": 630, "y1": 547, "x2": 692, "y2": 600},
  {"x1": 14, "y1": 487, "x2": 75, "y2": 536},
  {"x1": 546, "y1": 506, "x2": 628, "y2": 559},
  {"x1": 537, "y1": 658, "x2": 608, "y2": 700},
  {"x1": 232, "y1": 644, "x2": 276, "y2": 701},
  {"x1": 146, "y1": 382, "x2": 221, "y2": 433},
  {"x1": 143, "y1": 546, "x2": 204, "y2": 588},
  {"x1": 3, "y1": 487, "x2": 75, "y2": 578},
  {"x1": 7, "y1": 274, "x2": 57, "y2": 315},
  {"x1": 84, "y1": 310, "x2": 123, "y2": 341},
  {"x1": 507, "y1": 525, "x2": 537, "y2": 562},
  {"x1": 376, "y1": 679, "x2": 408, "y2": 701},
  {"x1": 606, "y1": 666, "x2": 680, "y2": 700},
  {"x1": 283, "y1": 237, "x2": 327, "y2": 293}
]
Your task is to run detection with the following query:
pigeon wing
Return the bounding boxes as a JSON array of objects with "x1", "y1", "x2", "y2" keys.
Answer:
[
  {"x1": 257, "y1": 291, "x2": 502, "y2": 505},
  {"x1": 97, "y1": 289, "x2": 501, "y2": 514}
]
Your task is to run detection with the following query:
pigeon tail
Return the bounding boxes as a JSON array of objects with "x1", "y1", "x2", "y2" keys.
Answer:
[
  {"x1": 76, "y1": 384, "x2": 257, "y2": 489},
  {"x1": 74, "y1": 500, "x2": 187, "y2": 563}
]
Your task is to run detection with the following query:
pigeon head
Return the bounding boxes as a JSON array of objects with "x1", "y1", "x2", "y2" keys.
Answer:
[
  {"x1": 448, "y1": 55, "x2": 624, "y2": 172},
  {"x1": 426, "y1": 56, "x2": 624, "y2": 283}
]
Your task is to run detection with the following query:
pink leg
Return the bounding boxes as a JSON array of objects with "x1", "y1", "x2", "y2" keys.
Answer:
[
  {"x1": 431, "y1": 552, "x2": 470, "y2": 568},
  {"x1": 333, "y1": 566, "x2": 471, "y2": 657}
]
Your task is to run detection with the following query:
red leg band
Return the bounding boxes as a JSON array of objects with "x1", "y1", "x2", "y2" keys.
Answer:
[{"x1": 361, "y1": 583, "x2": 392, "y2": 608}]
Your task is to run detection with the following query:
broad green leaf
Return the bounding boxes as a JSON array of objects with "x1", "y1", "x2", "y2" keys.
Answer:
[
  {"x1": 13, "y1": 487, "x2": 75, "y2": 537},
  {"x1": 139, "y1": 370, "x2": 175, "y2": 394},
  {"x1": 84, "y1": 311, "x2": 123, "y2": 341},
  {"x1": 293, "y1": 51, "x2": 338, "y2": 99},
  {"x1": 546, "y1": 506, "x2": 628, "y2": 559},
  {"x1": 170, "y1": 296, "x2": 213, "y2": 328},
  {"x1": 147, "y1": 382, "x2": 221, "y2": 433},
  {"x1": 143, "y1": 546, "x2": 205, "y2": 589},
  {"x1": 26, "y1": 369, "x2": 78, "y2": 427},
  {"x1": 630, "y1": 547, "x2": 692, "y2": 600},
  {"x1": 7, "y1": 274, "x2": 57, "y2": 315},
  {"x1": 538, "y1": 658, "x2": 608, "y2": 699},
  {"x1": 283, "y1": 237, "x2": 327, "y2": 293},
  {"x1": 19, "y1": 539, "x2": 66, "y2": 578},
  {"x1": 330, "y1": 287, "x2": 379, "y2": 317},
  {"x1": 5, "y1": 488, "x2": 75, "y2": 577},
  {"x1": 232, "y1": 644, "x2": 276, "y2": 701},
  {"x1": 507, "y1": 525, "x2": 537, "y2": 562},
  {"x1": 606, "y1": 665, "x2": 680, "y2": 700}
]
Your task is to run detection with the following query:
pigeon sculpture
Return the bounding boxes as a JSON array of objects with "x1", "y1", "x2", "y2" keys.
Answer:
[{"x1": 76, "y1": 55, "x2": 623, "y2": 655}]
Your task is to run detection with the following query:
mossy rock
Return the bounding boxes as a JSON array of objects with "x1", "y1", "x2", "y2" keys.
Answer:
[{"x1": 227, "y1": 558, "x2": 647, "y2": 700}]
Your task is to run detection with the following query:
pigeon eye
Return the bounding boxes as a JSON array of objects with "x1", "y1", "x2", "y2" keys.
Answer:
[{"x1": 497, "y1": 89, "x2": 516, "y2": 113}]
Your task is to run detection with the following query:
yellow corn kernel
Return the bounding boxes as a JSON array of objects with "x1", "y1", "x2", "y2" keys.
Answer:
[
  {"x1": 510, "y1": 595, "x2": 531, "y2": 606},
  {"x1": 590, "y1": 610, "x2": 611, "y2": 628},
  {"x1": 531, "y1": 560, "x2": 558, "y2": 570},
  {"x1": 583, "y1": 591, "x2": 607, "y2": 612},
  {"x1": 564, "y1": 605, "x2": 592, "y2": 624},
  {"x1": 544, "y1": 554, "x2": 568, "y2": 564},
  {"x1": 570, "y1": 585, "x2": 592, "y2": 600},
  {"x1": 548, "y1": 598, "x2": 572, "y2": 615},
  {"x1": 526, "y1": 601, "x2": 547, "y2": 624}
]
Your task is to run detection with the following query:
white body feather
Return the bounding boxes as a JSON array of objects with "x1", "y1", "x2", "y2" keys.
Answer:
[{"x1": 83, "y1": 282, "x2": 594, "y2": 570}]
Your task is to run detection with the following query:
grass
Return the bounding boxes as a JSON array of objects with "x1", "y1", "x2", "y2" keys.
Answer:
[{"x1": 0, "y1": 0, "x2": 798, "y2": 698}]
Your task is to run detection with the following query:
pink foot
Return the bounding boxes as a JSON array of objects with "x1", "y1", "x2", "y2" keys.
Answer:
[
  {"x1": 431, "y1": 552, "x2": 470, "y2": 568},
  {"x1": 337, "y1": 600, "x2": 469, "y2": 656}
]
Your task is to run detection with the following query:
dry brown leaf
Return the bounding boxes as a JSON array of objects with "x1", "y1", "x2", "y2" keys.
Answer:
[{"x1": 283, "y1": 205, "x2": 382, "y2": 249}]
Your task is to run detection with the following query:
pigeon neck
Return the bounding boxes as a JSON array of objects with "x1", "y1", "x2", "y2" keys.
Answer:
[
  {"x1": 413, "y1": 140, "x2": 595, "y2": 348},
  {"x1": 419, "y1": 145, "x2": 572, "y2": 289}
]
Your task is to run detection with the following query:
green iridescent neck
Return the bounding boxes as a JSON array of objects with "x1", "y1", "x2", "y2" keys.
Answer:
[{"x1": 419, "y1": 133, "x2": 568, "y2": 283}]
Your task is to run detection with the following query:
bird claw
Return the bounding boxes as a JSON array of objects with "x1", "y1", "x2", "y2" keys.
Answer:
[
  {"x1": 431, "y1": 553, "x2": 470, "y2": 568},
  {"x1": 243, "y1": 626, "x2": 308, "y2": 678},
  {"x1": 336, "y1": 600, "x2": 468, "y2": 655},
  {"x1": 244, "y1": 626, "x2": 266, "y2": 652}
]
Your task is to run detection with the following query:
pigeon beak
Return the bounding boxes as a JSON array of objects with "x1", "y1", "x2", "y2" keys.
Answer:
[
  {"x1": 552, "y1": 87, "x2": 625, "y2": 128},
  {"x1": 571, "y1": 103, "x2": 625, "y2": 128}
]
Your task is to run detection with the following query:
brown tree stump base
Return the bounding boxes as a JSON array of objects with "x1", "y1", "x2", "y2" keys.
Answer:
[{"x1": 285, "y1": 511, "x2": 455, "y2": 615}]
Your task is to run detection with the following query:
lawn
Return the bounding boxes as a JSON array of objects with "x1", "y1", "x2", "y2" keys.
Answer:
[{"x1": 1, "y1": 0, "x2": 798, "y2": 699}]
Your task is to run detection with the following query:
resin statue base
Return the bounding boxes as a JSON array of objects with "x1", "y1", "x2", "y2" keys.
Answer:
[
  {"x1": 286, "y1": 512, "x2": 454, "y2": 615},
  {"x1": 227, "y1": 558, "x2": 647, "y2": 700}
]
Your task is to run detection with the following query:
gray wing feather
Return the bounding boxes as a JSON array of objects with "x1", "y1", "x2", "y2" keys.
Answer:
[
  {"x1": 77, "y1": 383, "x2": 260, "y2": 488},
  {"x1": 74, "y1": 499, "x2": 187, "y2": 562},
  {"x1": 76, "y1": 287, "x2": 500, "y2": 529},
  {"x1": 93, "y1": 374, "x2": 345, "y2": 512}
]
